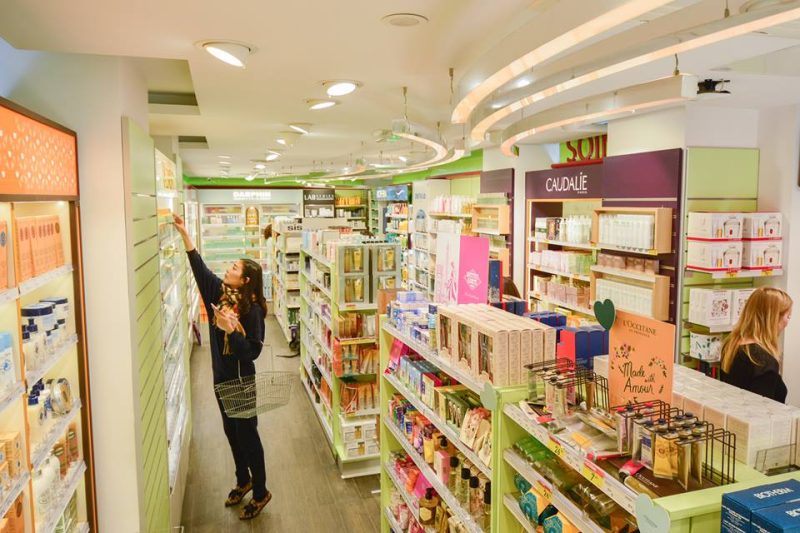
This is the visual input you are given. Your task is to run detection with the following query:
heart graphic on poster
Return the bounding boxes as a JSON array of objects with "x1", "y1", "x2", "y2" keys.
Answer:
[{"x1": 594, "y1": 299, "x2": 616, "y2": 330}]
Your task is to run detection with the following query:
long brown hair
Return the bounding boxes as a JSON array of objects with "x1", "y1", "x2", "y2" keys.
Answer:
[
  {"x1": 720, "y1": 287, "x2": 792, "y2": 373},
  {"x1": 238, "y1": 258, "x2": 268, "y2": 317}
]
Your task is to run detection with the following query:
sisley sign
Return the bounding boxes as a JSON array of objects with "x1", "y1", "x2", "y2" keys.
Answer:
[{"x1": 526, "y1": 163, "x2": 602, "y2": 200}]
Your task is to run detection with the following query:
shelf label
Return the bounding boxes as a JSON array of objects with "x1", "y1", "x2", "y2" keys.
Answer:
[
  {"x1": 536, "y1": 481, "x2": 553, "y2": 501},
  {"x1": 582, "y1": 460, "x2": 606, "y2": 489},
  {"x1": 726, "y1": 271, "x2": 739, "y2": 278},
  {"x1": 762, "y1": 269, "x2": 774, "y2": 276},
  {"x1": 547, "y1": 436, "x2": 565, "y2": 459}
]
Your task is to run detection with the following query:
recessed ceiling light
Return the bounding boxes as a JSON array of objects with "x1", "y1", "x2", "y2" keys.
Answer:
[
  {"x1": 218, "y1": 155, "x2": 231, "y2": 159},
  {"x1": 276, "y1": 138, "x2": 287, "y2": 146},
  {"x1": 398, "y1": 155, "x2": 408, "y2": 163},
  {"x1": 288, "y1": 123, "x2": 312, "y2": 134},
  {"x1": 491, "y1": 102, "x2": 504, "y2": 110},
  {"x1": 323, "y1": 80, "x2": 361, "y2": 97},
  {"x1": 254, "y1": 163, "x2": 266, "y2": 170},
  {"x1": 516, "y1": 79, "x2": 531, "y2": 89},
  {"x1": 382, "y1": 13, "x2": 429, "y2": 27},
  {"x1": 245, "y1": 174, "x2": 255, "y2": 182},
  {"x1": 307, "y1": 98, "x2": 339, "y2": 110},
  {"x1": 219, "y1": 161, "x2": 232, "y2": 167},
  {"x1": 266, "y1": 153, "x2": 280, "y2": 161},
  {"x1": 198, "y1": 40, "x2": 255, "y2": 68}
]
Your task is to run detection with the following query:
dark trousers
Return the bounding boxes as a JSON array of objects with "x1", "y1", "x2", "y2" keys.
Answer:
[{"x1": 216, "y1": 397, "x2": 268, "y2": 500}]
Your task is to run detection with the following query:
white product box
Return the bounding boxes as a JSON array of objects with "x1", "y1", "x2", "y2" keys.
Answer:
[
  {"x1": 593, "y1": 355, "x2": 609, "y2": 380},
  {"x1": 690, "y1": 331, "x2": 723, "y2": 362},
  {"x1": 742, "y1": 212, "x2": 782, "y2": 239},
  {"x1": 702, "y1": 402, "x2": 727, "y2": 430},
  {"x1": 726, "y1": 413, "x2": 773, "y2": 466},
  {"x1": 731, "y1": 288, "x2": 756, "y2": 324},
  {"x1": 742, "y1": 240, "x2": 783, "y2": 270},
  {"x1": 687, "y1": 240, "x2": 743, "y2": 271},
  {"x1": 689, "y1": 288, "x2": 733, "y2": 327},
  {"x1": 687, "y1": 212, "x2": 744, "y2": 240}
]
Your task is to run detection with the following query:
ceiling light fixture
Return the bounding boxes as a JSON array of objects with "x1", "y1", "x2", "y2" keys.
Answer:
[
  {"x1": 266, "y1": 153, "x2": 280, "y2": 161},
  {"x1": 288, "y1": 123, "x2": 312, "y2": 134},
  {"x1": 697, "y1": 78, "x2": 732, "y2": 97},
  {"x1": 245, "y1": 174, "x2": 256, "y2": 182},
  {"x1": 470, "y1": 4, "x2": 800, "y2": 143},
  {"x1": 382, "y1": 13, "x2": 429, "y2": 27},
  {"x1": 254, "y1": 163, "x2": 266, "y2": 170},
  {"x1": 218, "y1": 155, "x2": 231, "y2": 159},
  {"x1": 323, "y1": 80, "x2": 362, "y2": 97},
  {"x1": 500, "y1": 75, "x2": 697, "y2": 156},
  {"x1": 199, "y1": 40, "x2": 255, "y2": 68},
  {"x1": 307, "y1": 98, "x2": 339, "y2": 110},
  {"x1": 516, "y1": 79, "x2": 531, "y2": 89},
  {"x1": 451, "y1": 0, "x2": 675, "y2": 124},
  {"x1": 398, "y1": 155, "x2": 408, "y2": 163},
  {"x1": 276, "y1": 138, "x2": 287, "y2": 146}
]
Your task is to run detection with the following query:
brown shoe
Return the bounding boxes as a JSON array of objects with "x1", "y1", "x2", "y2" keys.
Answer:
[
  {"x1": 239, "y1": 492, "x2": 272, "y2": 520},
  {"x1": 225, "y1": 481, "x2": 252, "y2": 507}
]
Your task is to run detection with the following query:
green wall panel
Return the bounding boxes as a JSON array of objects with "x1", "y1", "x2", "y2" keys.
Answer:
[
  {"x1": 685, "y1": 147, "x2": 759, "y2": 199},
  {"x1": 124, "y1": 118, "x2": 170, "y2": 533}
]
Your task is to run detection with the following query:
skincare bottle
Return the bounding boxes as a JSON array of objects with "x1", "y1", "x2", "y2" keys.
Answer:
[
  {"x1": 481, "y1": 482, "x2": 492, "y2": 530},
  {"x1": 353, "y1": 248, "x2": 363, "y2": 272},
  {"x1": 354, "y1": 278, "x2": 363, "y2": 302},
  {"x1": 456, "y1": 467, "x2": 471, "y2": 505},
  {"x1": 468, "y1": 476, "x2": 481, "y2": 515},
  {"x1": 448, "y1": 456, "x2": 460, "y2": 491},
  {"x1": 419, "y1": 488, "x2": 439, "y2": 526}
]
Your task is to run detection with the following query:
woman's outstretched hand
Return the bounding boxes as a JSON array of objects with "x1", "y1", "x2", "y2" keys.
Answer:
[{"x1": 172, "y1": 212, "x2": 195, "y2": 251}]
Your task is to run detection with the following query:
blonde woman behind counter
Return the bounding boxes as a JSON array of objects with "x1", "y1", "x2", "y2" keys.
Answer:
[{"x1": 720, "y1": 287, "x2": 792, "y2": 403}]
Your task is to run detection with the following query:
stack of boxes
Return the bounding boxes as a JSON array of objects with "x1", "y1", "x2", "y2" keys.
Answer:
[
  {"x1": 687, "y1": 212, "x2": 783, "y2": 273},
  {"x1": 688, "y1": 287, "x2": 756, "y2": 361},
  {"x1": 722, "y1": 479, "x2": 800, "y2": 533},
  {"x1": 0, "y1": 432, "x2": 23, "y2": 499},
  {"x1": 532, "y1": 275, "x2": 590, "y2": 310},
  {"x1": 339, "y1": 414, "x2": 378, "y2": 459},
  {"x1": 437, "y1": 304, "x2": 556, "y2": 387},
  {"x1": 673, "y1": 365, "x2": 800, "y2": 469},
  {"x1": 15, "y1": 215, "x2": 65, "y2": 282},
  {"x1": 0, "y1": 494, "x2": 24, "y2": 533}
]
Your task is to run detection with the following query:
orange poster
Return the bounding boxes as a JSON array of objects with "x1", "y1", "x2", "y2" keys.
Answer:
[
  {"x1": 608, "y1": 310, "x2": 675, "y2": 408},
  {"x1": 0, "y1": 100, "x2": 78, "y2": 197}
]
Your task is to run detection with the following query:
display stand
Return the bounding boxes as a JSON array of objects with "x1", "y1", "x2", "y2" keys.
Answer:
[
  {"x1": 272, "y1": 218, "x2": 303, "y2": 345},
  {"x1": 334, "y1": 190, "x2": 368, "y2": 234},
  {"x1": 0, "y1": 97, "x2": 96, "y2": 531},
  {"x1": 472, "y1": 194, "x2": 511, "y2": 276},
  {"x1": 378, "y1": 312, "x2": 797, "y2": 533},
  {"x1": 301, "y1": 240, "x2": 400, "y2": 478}
]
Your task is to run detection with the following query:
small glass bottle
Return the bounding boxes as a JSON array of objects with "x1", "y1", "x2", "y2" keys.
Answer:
[
  {"x1": 457, "y1": 467, "x2": 471, "y2": 505},
  {"x1": 468, "y1": 476, "x2": 481, "y2": 515},
  {"x1": 482, "y1": 482, "x2": 492, "y2": 530},
  {"x1": 448, "y1": 456, "x2": 460, "y2": 492}
]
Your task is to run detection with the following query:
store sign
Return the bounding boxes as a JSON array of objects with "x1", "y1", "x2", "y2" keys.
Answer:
[
  {"x1": 560, "y1": 134, "x2": 607, "y2": 164},
  {"x1": 302, "y1": 189, "x2": 334, "y2": 203},
  {"x1": 376, "y1": 185, "x2": 409, "y2": 202},
  {"x1": 0, "y1": 98, "x2": 78, "y2": 197},
  {"x1": 608, "y1": 310, "x2": 674, "y2": 407},
  {"x1": 233, "y1": 190, "x2": 273, "y2": 201},
  {"x1": 526, "y1": 164, "x2": 602, "y2": 199}
]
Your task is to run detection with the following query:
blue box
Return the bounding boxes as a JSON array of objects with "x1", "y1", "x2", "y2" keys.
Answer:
[
  {"x1": 722, "y1": 480, "x2": 800, "y2": 533},
  {"x1": 753, "y1": 500, "x2": 800, "y2": 532},
  {"x1": 488, "y1": 260, "x2": 502, "y2": 302}
]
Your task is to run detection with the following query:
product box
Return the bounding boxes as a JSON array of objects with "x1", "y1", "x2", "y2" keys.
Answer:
[
  {"x1": 690, "y1": 331, "x2": 723, "y2": 362},
  {"x1": 743, "y1": 240, "x2": 783, "y2": 270},
  {"x1": 732, "y1": 288, "x2": 757, "y2": 324},
  {"x1": 722, "y1": 480, "x2": 800, "y2": 533},
  {"x1": 473, "y1": 318, "x2": 509, "y2": 386},
  {"x1": 543, "y1": 512, "x2": 580, "y2": 533},
  {"x1": 753, "y1": 500, "x2": 800, "y2": 532},
  {"x1": 4, "y1": 495, "x2": 23, "y2": 533},
  {"x1": 726, "y1": 413, "x2": 774, "y2": 466},
  {"x1": 688, "y1": 212, "x2": 744, "y2": 240},
  {"x1": 743, "y1": 212, "x2": 782, "y2": 240},
  {"x1": 689, "y1": 288, "x2": 733, "y2": 327},
  {"x1": 687, "y1": 240, "x2": 743, "y2": 272},
  {"x1": 0, "y1": 433, "x2": 22, "y2": 458}
]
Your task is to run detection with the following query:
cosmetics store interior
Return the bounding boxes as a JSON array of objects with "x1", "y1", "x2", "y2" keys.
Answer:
[{"x1": 7, "y1": 1, "x2": 800, "y2": 532}]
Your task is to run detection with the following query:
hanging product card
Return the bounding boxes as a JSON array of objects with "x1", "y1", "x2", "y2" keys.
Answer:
[
  {"x1": 434, "y1": 232, "x2": 489, "y2": 305},
  {"x1": 608, "y1": 310, "x2": 674, "y2": 407}
]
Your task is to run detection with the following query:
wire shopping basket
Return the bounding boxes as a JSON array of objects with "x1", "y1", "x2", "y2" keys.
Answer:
[{"x1": 214, "y1": 345, "x2": 294, "y2": 418}]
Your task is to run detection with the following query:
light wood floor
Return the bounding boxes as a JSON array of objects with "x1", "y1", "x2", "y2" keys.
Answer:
[{"x1": 181, "y1": 315, "x2": 381, "y2": 532}]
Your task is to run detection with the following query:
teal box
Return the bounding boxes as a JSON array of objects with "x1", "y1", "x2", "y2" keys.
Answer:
[
  {"x1": 752, "y1": 500, "x2": 800, "y2": 532},
  {"x1": 722, "y1": 480, "x2": 800, "y2": 533}
]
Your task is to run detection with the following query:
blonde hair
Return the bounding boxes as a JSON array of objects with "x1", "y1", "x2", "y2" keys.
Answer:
[{"x1": 720, "y1": 287, "x2": 792, "y2": 373}]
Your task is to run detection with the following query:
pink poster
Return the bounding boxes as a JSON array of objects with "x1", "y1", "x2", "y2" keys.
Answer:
[
  {"x1": 456, "y1": 236, "x2": 489, "y2": 304},
  {"x1": 434, "y1": 231, "x2": 460, "y2": 304}
]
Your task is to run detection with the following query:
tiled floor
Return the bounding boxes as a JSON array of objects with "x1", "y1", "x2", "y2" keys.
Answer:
[{"x1": 180, "y1": 315, "x2": 381, "y2": 532}]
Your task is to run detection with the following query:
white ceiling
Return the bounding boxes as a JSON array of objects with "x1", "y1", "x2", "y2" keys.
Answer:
[{"x1": 3, "y1": 0, "x2": 800, "y2": 179}]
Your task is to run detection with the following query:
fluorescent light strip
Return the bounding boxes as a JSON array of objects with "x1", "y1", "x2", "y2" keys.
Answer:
[
  {"x1": 452, "y1": 0, "x2": 675, "y2": 124},
  {"x1": 472, "y1": 5, "x2": 800, "y2": 143},
  {"x1": 394, "y1": 133, "x2": 449, "y2": 170},
  {"x1": 499, "y1": 75, "x2": 696, "y2": 156}
]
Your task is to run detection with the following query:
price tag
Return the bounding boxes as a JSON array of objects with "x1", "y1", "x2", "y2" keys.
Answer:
[
  {"x1": 536, "y1": 481, "x2": 553, "y2": 502},
  {"x1": 547, "y1": 436, "x2": 565, "y2": 459},
  {"x1": 582, "y1": 460, "x2": 606, "y2": 489},
  {"x1": 726, "y1": 271, "x2": 738, "y2": 278},
  {"x1": 762, "y1": 269, "x2": 774, "y2": 277}
]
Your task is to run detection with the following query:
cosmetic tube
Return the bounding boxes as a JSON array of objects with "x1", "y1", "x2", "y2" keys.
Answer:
[
  {"x1": 630, "y1": 414, "x2": 646, "y2": 461},
  {"x1": 677, "y1": 437, "x2": 692, "y2": 490},
  {"x1": 652, "y1": 430, "x2": 673, "y2": 479},
  {"x1": 639, "y1": 421, "x2": 656, "y2": 469},
  {"x1": 584, "y1": 376, "x2": 596, "y2": 410},
  {"x1": 553, "y1": 383, "x2": 567, "y2": 418}
]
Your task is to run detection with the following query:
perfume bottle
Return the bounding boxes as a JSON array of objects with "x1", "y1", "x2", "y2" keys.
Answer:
[{"x1": 481, "y1": 482, "x2": 492, "y2": 530}]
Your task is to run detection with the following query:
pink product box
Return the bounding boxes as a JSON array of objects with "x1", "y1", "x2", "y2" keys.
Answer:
[
  {"x1": 687, "y1": 212, "x2": 744, "y2": 240},
  {"x1": 742, "y1": 240, "x2": 782, "y2": 270},
  {"x1": 687, "y1": 240, "x2": 743, "y2": 271},
  {"x1": 742, "y1": 212, "x2": 782, "y2": 239}
]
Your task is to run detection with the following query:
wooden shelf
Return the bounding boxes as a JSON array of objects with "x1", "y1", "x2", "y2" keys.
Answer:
[
  {"x1": 532, "y1": 238, "x2": 599, "y2": 251},
  {"x1": 590, "y1": 206, "x2": 673, "y2": 255},
  {"x1": 589, "y1": 266, "x2": 670, "y2": 321},
  {"x1": 529, "y1": 265, "x2": 590, "y2": 283},
  {"x1": 471, "y1": 203, "x2": 510, "y2": 234}
]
